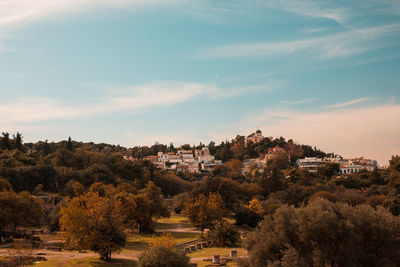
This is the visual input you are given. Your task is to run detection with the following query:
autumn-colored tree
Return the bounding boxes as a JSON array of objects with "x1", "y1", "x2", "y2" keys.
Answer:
[
  {"x1": 183, "y1": 193, "x2": 226, "y2": 236},
  {"x1": 247, "y1": 198, "x2": 265, "y2": 217},
  {"x1": 227, "y1": 159, "x2": 244, "y2": 173},
  {"x1": 59, "y1": 191, "x2": 125, "y2": 261},
  {"x1": 117, "y1": 181, "x2": 169, "y2": 233}
]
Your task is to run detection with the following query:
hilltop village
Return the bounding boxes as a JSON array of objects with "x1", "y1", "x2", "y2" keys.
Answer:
[{"x1": 123, "y1": 130, "x2": 378, "y2": 175}]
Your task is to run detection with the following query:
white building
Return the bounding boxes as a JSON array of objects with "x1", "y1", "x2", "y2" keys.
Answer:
[
  {"x1": 245, "y1": 129, "x2": 265, "y2": 146},
  {"x1": 195, "y1": 148, "x2": 215, "y2": 163},
  {"x1": 177, "y1": 150, "x2": 194, "y2": 163},
  {"x1": 339, "y1": 157, "x2": 377, "y2": 174},
  {"x1": 296, "y1": 157, "x2": 325, "y2": 173}
]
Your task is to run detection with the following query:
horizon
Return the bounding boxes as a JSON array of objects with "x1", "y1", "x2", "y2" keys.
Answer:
[{"x1": 1, "y1": 0, "x2": 399, "y2": 165}]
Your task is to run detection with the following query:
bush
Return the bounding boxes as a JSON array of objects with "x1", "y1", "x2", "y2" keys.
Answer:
[
  {"x1": 138, "y1": 246, "x2": 190, "y2": 267},
  {"x1": 207, "y1": 220, "x2": 240, "y2": 247}
]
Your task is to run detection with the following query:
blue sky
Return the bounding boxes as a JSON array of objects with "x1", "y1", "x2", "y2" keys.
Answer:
[{"x1": 0, "y1": 0, "x2": 399, "y2": 164}]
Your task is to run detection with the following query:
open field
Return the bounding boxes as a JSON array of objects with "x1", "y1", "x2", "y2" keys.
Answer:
[{"x1": 0, "y1": 213, "x2": 244, "y2": 266}]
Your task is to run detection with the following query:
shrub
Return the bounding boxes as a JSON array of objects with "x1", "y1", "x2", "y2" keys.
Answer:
[
  {"x1": 207, "y1": 220, "x2": 240, "y2": 247},
  {"x1": 138, "y1": 246, "x2": 189, "y2": 267}
]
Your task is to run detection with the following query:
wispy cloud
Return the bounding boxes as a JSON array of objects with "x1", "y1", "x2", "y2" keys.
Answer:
[
  {"x1": 263, "y1": 0, "x2": 400, "y2": 26},
  {"x1": 301, "y1": 28, "x2": 328, "y2": 34},
  {"x1": 0, "y1": 81, "x2": 275, "y2": 124},
  {"x1": 264, "y1": 0, "x2": 348, "y2": 24},
  {"x1": 201, "y1": 23, "x2": 400, "y2": 60},
  {"x1": 322, "y1": 98, "x2": 372, "y2": 109},
  {"x1": 0, "y1": 0, "x2": 181, "y2": 29},
  {"x1": 280, "y1": 98, "x2": 316, "y2": 105}
]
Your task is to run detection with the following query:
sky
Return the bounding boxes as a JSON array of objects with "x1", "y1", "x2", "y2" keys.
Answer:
[{"x1": 0, "y1": 0, "x2": 399, "y2": 165}]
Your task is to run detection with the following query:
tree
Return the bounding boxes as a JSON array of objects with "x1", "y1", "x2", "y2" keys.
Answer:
[
  {"x1": 13, "y1": 132, "x2": 24, "y2": 151},
  {"x1": 0, "y1": 190, "x2": 43, "y2": 237},
  {"x1": 235, "y1": 199, "x2": 265, "y2": 228},
  {"x1": 259, "y1": 166, "x2": 285, "y2": 196},
  {"x1": 118, "y1": 182, "x2": 169, "y2": 233},
  {"x1": 207, "y1": 220, "x2": 240, "y2": 247},
  {"x1": 67, "y1": 137, "x2": 73, "y2": 151},
  {"x1": 183, "y1": 193, "x2": 226, "y2": 236},
  {"x1": 227, "y1": 159, "x2": 244, "y2": 173},
  {"x1": 317, "y1": 163, "x2": 340, "y2": 182},
  {"x1": 0, "y1": 133, "x2": 11, "y2": 150},
  {"x1": 59, "y1": 191, "x2": 125, "y2": 261},
  {"x1": 240, "y1": 198, "x2": 400, "y2": 267},
  {"x1": 138, "y1": 246, "x2": 190, "y2": 267}
]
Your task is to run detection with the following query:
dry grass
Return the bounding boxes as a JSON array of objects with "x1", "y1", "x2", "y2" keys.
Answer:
[
  {"x1": 123, "y1": 231, "x2": 201, "y2": 252},
  {"x1": 187, "y1": 247, "x2": 246, "y2": 258}
]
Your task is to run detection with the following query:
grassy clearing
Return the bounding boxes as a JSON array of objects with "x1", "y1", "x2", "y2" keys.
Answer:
[
  {"x1": 35, "y1": 257, "x2": 137, "y2": 267},
  {"x1": 153, "y1": 213, "x2": 192, "y2": 230},
  {"x1": 187, "y1": 247, "x2": 246, "y2": 258},
  {"x1": 123, "y1": 231, "x2": 201, "y2": 252},
  {"x1": 156, "y1": 213, "x2": 189, "y2": 224}
]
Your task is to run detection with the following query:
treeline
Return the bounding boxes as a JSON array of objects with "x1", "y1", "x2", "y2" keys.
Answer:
[
  {"x1": 0, "y1": 133, "x2": 193, "y2": 196},
  {"x1": 126, "y1": 135, "x2": 328, "y2": 163}
]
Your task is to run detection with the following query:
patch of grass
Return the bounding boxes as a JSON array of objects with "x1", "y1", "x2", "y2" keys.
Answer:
[
  {"x1": 155, "y1": 213, "x2": 190, "y2": 224},
  {"x1": 35, "y1": 257, "x2": 137, "y2": 267},
  {"x1": 187, "y1": 247, "x2": 246, "y2": 258},
  {"x1": 123, "y1": 232, "x2": 201, "y2": 252}
]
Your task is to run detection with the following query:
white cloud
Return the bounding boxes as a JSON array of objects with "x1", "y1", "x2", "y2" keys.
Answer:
[
  {"x1": 201, "y1": 23, "x2": 400, "y2": 60},
  {"x1": 280, "y1": 98, "x2": 316, "y2": 105},
  {"x1": 264, "y1": 0, "x2": 348, "y2": 24},
  {"x1": 0, "y1": 81, "x2": 274, "y2": 124},
  {"x1": 322, "y1": 98, "x2": 372, "y2": 109},
  {"x1": 213, "y1": 103, "x2": 400, "y2": 165},
  {"x1": 0, "y1": 0, "x2": 181, "y2": 29},
  {"x1": 263, "y1": 0, "x2": 400, "y2": 26}
]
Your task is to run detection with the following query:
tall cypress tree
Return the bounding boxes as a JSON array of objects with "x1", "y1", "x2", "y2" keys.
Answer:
[
  {"x1": 14, "y1": 132, "x2": 23, "y2": 151},
  {"x1": 67, "y1": 137, "x2": 73, "y2": 151}
]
